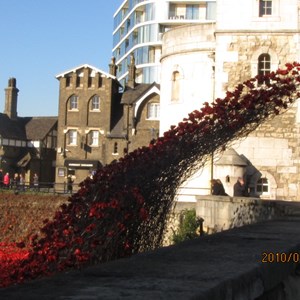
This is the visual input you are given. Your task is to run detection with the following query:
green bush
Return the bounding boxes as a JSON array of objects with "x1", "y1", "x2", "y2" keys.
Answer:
[{"x1": 172, "y1": 209, "x2": 200, "y2": 244}]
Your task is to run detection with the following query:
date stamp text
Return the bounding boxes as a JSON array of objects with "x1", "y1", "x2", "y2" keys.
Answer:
[{"x1": 261, "y1": 252, "x2": 300, "y2": 263}]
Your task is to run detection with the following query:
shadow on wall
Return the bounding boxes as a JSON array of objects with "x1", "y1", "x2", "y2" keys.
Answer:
[{"x1": 229, "y1": 199, "x2": 285, "y2": 229}]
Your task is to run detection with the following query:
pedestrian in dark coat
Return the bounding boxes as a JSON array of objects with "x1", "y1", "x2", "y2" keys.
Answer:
[
  {"x1": 211, "y1": 179, "x2": 227, "y2": 196},
  {"x1": 233, "y1": 177, "x2": 247, "y2": 197}
]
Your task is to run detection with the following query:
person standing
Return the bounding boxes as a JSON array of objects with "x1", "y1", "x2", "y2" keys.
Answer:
[
  {"x1": 33, "y1": 173, "x2": 39, "y2": 192},
  {"x1": 211, "y1": 179, "x2": 227, "y2": 196},
  {"x1": 216, "y1": 179, "x2": 227, "y2": 196},
  {"x1": 0, "y1": 169, "x2": 3, "y2": 188},
  {"x1": 67, "y1": 175, "x2": 73, "y2": 194},
  {"x1": 3, "y1": 173, "x2": 10, "y2": 189},
  {"x1": 12, "y1": 173, "x2": 19, "y2": 190},
  {"x1": 233, "y1": 177, "x2": 246, "y2": 197},
  {"x1": 19, "y1": 174, "x2": 25, "y2": 191}
]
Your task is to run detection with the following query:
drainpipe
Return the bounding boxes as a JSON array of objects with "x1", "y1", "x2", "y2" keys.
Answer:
[{"x1": 125, "y1": 104, "x2": 131, "y2": 154}]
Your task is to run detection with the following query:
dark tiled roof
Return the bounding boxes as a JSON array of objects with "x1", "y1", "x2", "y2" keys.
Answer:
[
  {"x1": 24, "y1": 117, "x2": 57, "y2": 140},
  {"x1": 0, "y1": 114, "x2": 27, "y2": 139},
  {"x1": 0, "y1": 114, "x2": 57, "y2": 141},
  {"x1": 121, "y1": 82, "x2": 160, "y2": 105},
  {"x1": 108, "y1": 115, "x2": 125, "y2": 138}
]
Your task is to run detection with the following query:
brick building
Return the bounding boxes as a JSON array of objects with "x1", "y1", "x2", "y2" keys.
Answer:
[
  {"x1": 55, "y1": 57, "x2": 160, "y2": 190},
  {"x1": 0, "y1": 78, "x2": 57, "y2": 185}
]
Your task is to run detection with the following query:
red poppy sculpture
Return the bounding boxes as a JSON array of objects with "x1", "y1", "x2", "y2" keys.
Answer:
[{"x1": 2, "y1": 62, "x2": 300, "y2": 287}]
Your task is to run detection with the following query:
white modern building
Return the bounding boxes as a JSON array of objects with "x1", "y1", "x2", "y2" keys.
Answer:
[
  {"x1": 159, "y1": 0, "x2": 300, "y2": 200},
  {"x1": 112, "y1": 0, "x2": 216, "y2": 87}
]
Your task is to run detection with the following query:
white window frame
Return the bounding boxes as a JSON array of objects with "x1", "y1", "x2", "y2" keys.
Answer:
[
  {"x1": 90, "y1": 130, "x2": 99, "y2": 146},
  {"x1": 259, "y1": 0, "x2": 272, "y2": 17},
  {"x1": 147, "y1": 103, "x2": 160, "y2": 120},
  {"x1": 91, "y1": 95, "x2": 100, "y2": 111},
  {"x1": 256, "y1": 177, "x2": 269, "y2": 195},
  {"x1": 254, "y1": 0, "x2": 279, "y2": 21},
  {"x1": 69, "y1": 95, "x2": 78, "y2": 110},
  {"x1": 68, "y1": 130, "x2": 77, "y2": 146},
  {"x1": 257, "y1": 53, "x2": 271, "y2": 85}
]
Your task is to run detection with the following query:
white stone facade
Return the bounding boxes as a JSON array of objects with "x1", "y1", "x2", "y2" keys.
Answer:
[{"x1": 160, "y1": 0, "x2": 300, "y2": 200}]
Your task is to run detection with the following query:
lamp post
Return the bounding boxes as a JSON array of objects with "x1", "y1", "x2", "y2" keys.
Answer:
[{"x1": 209, "y1": 52, "x2": 216, "y2": 194}]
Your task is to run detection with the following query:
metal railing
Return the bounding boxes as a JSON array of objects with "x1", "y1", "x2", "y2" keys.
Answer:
[{"x1": 0, "y1": 181, "x2": 78, "y2": 195}]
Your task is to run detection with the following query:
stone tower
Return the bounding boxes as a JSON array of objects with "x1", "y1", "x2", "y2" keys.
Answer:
[{"x1": 4, "y1": 77, "x2": 19, "y2": 120}]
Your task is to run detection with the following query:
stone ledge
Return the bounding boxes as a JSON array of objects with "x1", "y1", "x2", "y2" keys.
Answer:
[{"x1": 1, "y1": 210, "x2": 300, "y2": 299}]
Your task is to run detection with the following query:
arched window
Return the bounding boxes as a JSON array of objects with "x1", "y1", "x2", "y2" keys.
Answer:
[
  {"x1": 91, "y1": 95, "x2": 100, "y2": 111},
  {"x1": 69, "y1": 95, "x2": 78, "y2": 110},
  {"x1": 171, "y1": 71, "x2": 180, "y2": 102},
  {"x1": 259, "y1": 0, "x2": 272, "y2": 17},
  {"x1": 258, "y1": 53, "x2": 271, "y2": 85}
]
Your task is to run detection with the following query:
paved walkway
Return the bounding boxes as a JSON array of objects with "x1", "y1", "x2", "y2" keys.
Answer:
[{"x1": 1, "y1": 212, "x2": 300, "y2": 299}]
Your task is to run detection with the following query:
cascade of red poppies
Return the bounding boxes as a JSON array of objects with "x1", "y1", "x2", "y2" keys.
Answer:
[{"x1": 2, "y1": 62, "x2": 300, "y2": 287}]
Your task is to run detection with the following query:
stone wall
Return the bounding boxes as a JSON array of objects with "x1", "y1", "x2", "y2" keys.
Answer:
[
  {"x1": 217, "y1": 32, "x2": 300, "y2": 200},
  {"x1": 165, "y1": 196, "x2": 300, "y2": 243},
  {"x1": 195, "y1": 195, "x2": 300, "y2": 233}
]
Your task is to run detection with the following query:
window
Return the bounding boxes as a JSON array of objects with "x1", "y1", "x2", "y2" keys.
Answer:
[
  {"x1": 133, "y1": 30, "x2": 138, "y2": 45},
  {"x1": 206, "y1": 2, "x2": 216, "y2": 20},
  {"x1": 68, "y1": 130, "x2": 77, "y2": 145},
  {"x1": 76, "y1": 76, "x2": 82, "y2": 88},
  {"x1": 69, "y1": 95, "x2": 78, "y2": 110},
  {"x1": 98, "y1": 76, "x2": 102, "y2": 88},
  {"x1": 147, "y1": 103, "x2": 160, "y2": 119},
  {"x1": 169, "y1": 4, "x2": 176, "y2": 18},
  {"x1": 120, "y1": 26, "x2": 125, "y2": 37},
  {"x1": 259, "y1": 0, "x2": 272, "y2": 17},
  {"x1": 258, "y1": 53, "x2": 271, "y2": 85},
  {"x1": 113, "y1": 142, "x2": 118, "y2": 154},
  {"x1": 58, "y1": 168, "x2": 65, "y2": 177},
  {"x1": 89, "y1": 131, "x2": 99, "y2": 146},
  {"x1": 126, "y1": 18, "x2": 131, "y2": 30},
  {"x1": 186, "y1": 5, "x2": 199, "y2": 19},
  {"x1": 171, "y1": 71, "x2": 180, "y2": 102},
  {"x1": 66, "y1": 76, "x2": 71, "y2": 87},
  {"x1": 88, "y1": 75, "x2": 93, "y2": 88},
  {"x1": 68, "y1": 169, "x2": 75, "y2": 176},
  {"x1": 118, "y1": 64, "x2": 122, "y2": 73},
  {"x1": 256, "y1": 177, "x2": 269, "y2": 193},
  {"x1": 91, "y1": 95, "x2": 100, "y2": 110}
]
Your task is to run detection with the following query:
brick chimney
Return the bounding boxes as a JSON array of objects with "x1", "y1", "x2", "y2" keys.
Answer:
[
  {"x1": 127, "y1": 53, "x2": 136, "y2": 89},
  {"x1": 4, "y1": 77, "x2": 19, "y2": 120},
  {"x1": 109, "y1": 57, "x2": 117, "y2": 77}
]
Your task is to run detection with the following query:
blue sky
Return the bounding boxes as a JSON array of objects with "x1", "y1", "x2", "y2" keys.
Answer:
[{"x1": 0, "y1": 0, "x2": 121, "y2": 116}]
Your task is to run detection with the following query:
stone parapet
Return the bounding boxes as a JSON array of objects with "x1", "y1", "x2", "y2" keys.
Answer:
[{"x1": 195, "y1": 195, "x2": 299, "y2": 233}]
